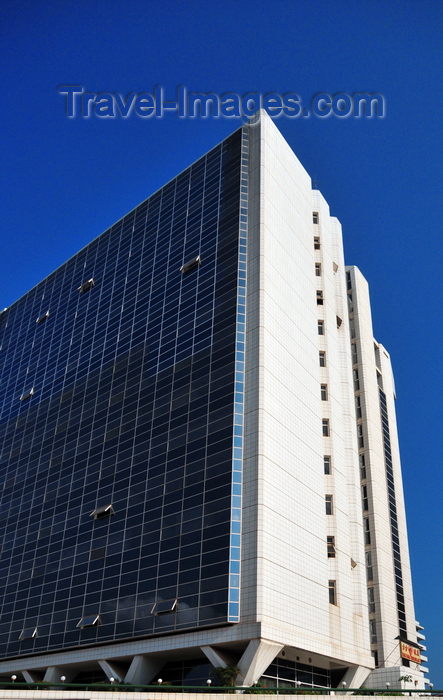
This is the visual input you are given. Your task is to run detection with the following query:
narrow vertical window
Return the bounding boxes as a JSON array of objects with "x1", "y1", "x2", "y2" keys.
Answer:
[
  {"x1": 324, "y1": 456, "x2": 331, "y2": 474},
  {"x1": 362, "y1": 485, "x2": 369, "y2": 511},
  {"x1": 366, "y1": 551, "x2": 373, "y2": 580},
  {"x1": 351, "y1": 344, "x2": 358, "y2": 365},
  {"x1": 328, "y1": 580, "x2": 337, "y2": 605},
  {"x1": 353, "y1": 369, "x2": 360, "y2": 391},
  {"x1": 315, "y1": 263, "x2": 322, "y2": 276},
  {"x1": 349, "y1": 318, "x2": 355, "y2": 337},
  {"x1": 316, "y1": 290, "x2": 324, "y2": 305},
  {"x1": 313, "y1": 212, "x2": 319, "y2": 224},
  {"x1": 364, "y1": 517, "x2": 371, "y2": 545},
  {"x1": 314, "y1": 236, "x2": 321, "y2": 250},
  {"x1": 355, "y1": 395, "x2": 362, "y2": 419},
  {"x1": 357, "y1": 424, "x2": 364, "y2": 448},
  {"x1": 321, "y1": 384, "x2": 328, "y2": 401},
  {"x1": 368, "y1": 587, "x2": 375, "y2": 612},
  {"x1": 346, "y1": 270, "x2": 352, "y2": 290},
  {"x1": 370, "y1": 619, "x2": 377, "y2": 643},
  {"x1": 322, "y1": 419, "x2": 330, "y2": 436},
  {"x1": 360, "y1": 454, "x2": 366, "y2": 480},
  {"x1": 318, "y1": 320, "x2": 324, "y2": 335},
  {"x1": 325, "y1": 495, "x2": 333, "y2": 515},
  {"x1": 319, "y1": 351, "x2": 326, "y2": 367}
]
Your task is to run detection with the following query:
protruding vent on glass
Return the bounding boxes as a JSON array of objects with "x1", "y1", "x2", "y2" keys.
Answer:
[
  {"x1": 19, "y1": 627, "x2": 37, "y2": 640},
  {"x1": 180, "y1": 255, "x2": 201, "y2": 274},
  {"x1": 20, "y1": 387, "x2": 34, "y2": 401},
  {"x1": 78, "y1": 278, "x2": 95, "y2": 293},
  {"x1": 77, "y1": 614, "x2": 100, "y2": 628},
  {"x1": 151, "y1": 599, "x2": 177, "y2": 615},
  {"x1": 36, "y1": 311, "x2": 49, "y2": 324},
  {"x1": 90, "y1": 504, "x2": 114, "y2": 520}
]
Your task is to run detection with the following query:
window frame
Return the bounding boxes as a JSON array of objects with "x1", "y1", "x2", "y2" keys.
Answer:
[
  {"x1": 324, "y1": 455, "x2": 331, "y2": 475},
  {"x1": 78, "y1": 278, "x2": 95, "y2": 294},
  {"x1": 328, "y1": 580, "x2": 337, "y2": 605},
  {"x1": 77, "y1": 614, "x2": 100, "y2": 628}
]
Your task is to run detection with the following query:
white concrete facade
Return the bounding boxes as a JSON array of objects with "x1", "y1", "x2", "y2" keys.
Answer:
[{"x1": 0, "y1": 113, "x2": 426, "y2": 690}]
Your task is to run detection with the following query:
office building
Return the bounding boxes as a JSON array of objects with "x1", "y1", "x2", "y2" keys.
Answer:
[{"x1": 0, "y1": 112, "x2": 427, "y2": 688}]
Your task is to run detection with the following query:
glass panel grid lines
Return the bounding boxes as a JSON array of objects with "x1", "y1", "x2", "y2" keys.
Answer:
[
  {"x1": 0, "y1": 127, "x2": 245, "y2": 659},
  {"x1": 227, "y1": 126, "x2": 248, "y2": 622}
]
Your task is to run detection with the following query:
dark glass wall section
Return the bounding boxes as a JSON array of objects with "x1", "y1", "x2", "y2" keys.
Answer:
[
  {"x1": 378, "y1": 388, "x2": 407, "y2": 638},
  {"x1": 0, "y1": 128, "x2": 243, "y2": 659}
]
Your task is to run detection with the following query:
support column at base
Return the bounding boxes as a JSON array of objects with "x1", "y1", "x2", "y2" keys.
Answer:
[
  {"x1": 238, "y1": 640, "x2": 284, "y2": 686},
  {"x1": 340, "y1": 665, "x2": 371, "y2": 689},
  {"x1": 124, "y1": 655, "x2": 164, "y2": 685},
  {"x1": 43, "y1": 666, "x2": 77, "y2": 683}
]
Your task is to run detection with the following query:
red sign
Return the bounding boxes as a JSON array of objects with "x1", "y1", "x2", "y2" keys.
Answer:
[{"x1": 400, "y1": 641, "x2": 421, "y2": 663}]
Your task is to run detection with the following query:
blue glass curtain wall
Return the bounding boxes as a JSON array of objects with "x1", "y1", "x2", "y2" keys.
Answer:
[{"x1": 0, "y1": 128, "x2": 245, "y2": 658}]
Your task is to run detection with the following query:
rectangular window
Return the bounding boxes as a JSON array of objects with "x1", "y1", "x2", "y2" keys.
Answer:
[
  {"x1": 318, "y1": 320, "x2": 324, "y2": 335},
  {"x1": 324, "y1": 455, "x2": 331, "y2": 474},
  {"x1": 77, "y1": 614, "x2": 100, "y2": 628},
  {"x1": 19, "y1": 627, "x2": 37, "y2": 640},
  {"x1": 78, "y1": 278, "x2": 95, "y2": 294},
  {"x1": 362, "y1": 485, "x2": 369, "y2": 511},
  {"x1": 316, "y1": 290, "x2": 324, "y2": 305},
  {"x1": 360, "y1": 454, "x2": 366, "y2": 480},
  {"x1": 370, "y1": 619, "x2": 377, "y2": 643},
  {"x1": 327, "y1": 535, "x2": 336, "y2": 557},
  {"x1": 313, "y1": 212, "x2": 319, "y2": 225},
  {"x1": 325, "y1": 494, "x2": 333, "y2": 515},
  {"x1": 322, "y1": 419, "x2": 330, "y2": 436},
  {"x1": 89, "y1": 546, "x2": 106, "y2": 561},
  {"x1": 321, "y1": 384, "x2": 328, "y2": 401},
  {"x1": 349, "y1": 318, "x2": 355, "y2": 337},
  {"x1": 315, "y1": 263, "x2": 322, "y2": 276},
  {"x1": 364, "y1": 517, "x2": 371, "y2": 545},
  {"x1": 366, "y1": 551, "x2": 373, "y2": 581},
  {"x1": 90, "y1": 504, "x2": 115, "y2": 520},
  {"x1": 346, "y1": 270, "x2": 352, "y2": 290},
  {"x1": 347, "y1": 293, "x2": 354, "y2": 312},
  {"x1": 353, "y1": 369, "x2": 360, "y2": 391},
  {"x1": 314, "y1": 236, "x2": 321, "y2": 250},
  {"x1": 351, "y1": 344, "x2": 358, "y2": 365},
  {"x1": 151, "y1": 599, "x2": 177, "y2": 615},
  {"x1": 36, "y1": 311, "x2": 49, "y2": 324},
  {"x1": 319, "y1": 351, "x2": 326, "y2": 367},
  {"x1": 368, "y1": 587, "x2": 375, "y2": 613},
  {"x1": 355, "y1": 395, "x2": 362, "y2": 419},
  {"x1": 328, "y1": 580, "x2": 337, "y2": 605},
  {"x1": 357, "y1": 423, "x2": 364, "y2": 448},
  {"x1": 372, "y1": 650, "x2": 379, "y2": 667},
  {"x1": 20, "y1": 387, "x2": 34, "y2": 401},
  {"x1": 180, "y1": 255, "x2": 201, "y2": 274}
]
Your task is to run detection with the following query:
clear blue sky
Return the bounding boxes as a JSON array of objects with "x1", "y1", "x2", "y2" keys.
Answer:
[{"x1": 1, "y1": 0, "x2": 442, "y2": 686}]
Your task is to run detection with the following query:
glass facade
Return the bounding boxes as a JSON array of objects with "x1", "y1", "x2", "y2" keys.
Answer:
[{"x1": 0, "y1": 128, "x2": 245, "y2": 659}]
